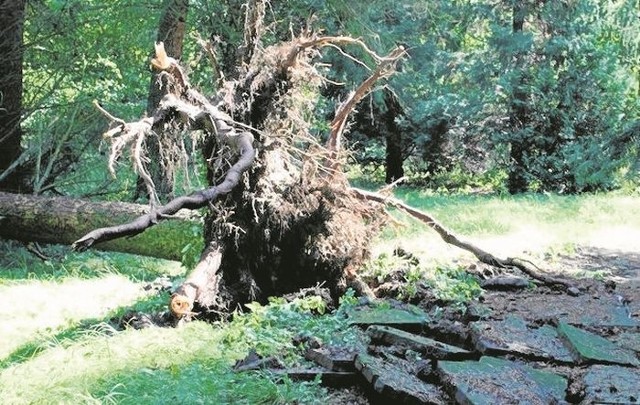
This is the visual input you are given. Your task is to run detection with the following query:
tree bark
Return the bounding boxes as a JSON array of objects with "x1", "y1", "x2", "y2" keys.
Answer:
[
  {"x1": 170, "y1": 241, "x2": 224, "y2": 317},
  {"x1": 383, "y1": 90, "x2": 404, "y2": 184},
  {"x1": 135, "y1": 0, "x2": 190, "y2": 203},
  {"x1": 0, "y1": 191, "x2": 199, "y2": 261},
  {"x1": 0, "y1": 0, "x2": 29, "y2": 193}
]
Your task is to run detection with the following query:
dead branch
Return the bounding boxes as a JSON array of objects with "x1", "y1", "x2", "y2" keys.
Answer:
[
  {"x1": 239, "y1": 0, "x2": 266, "y2": 66},
  {"x1": 196, "y1": 35, "x2": 225, "y2": 86},
  {"x1": 325, "y1": 47, "x2": 406, "y2": 172},
  {"x1": 170, "y1": 241, "x2": 224, "y2": 318},
  {"x1": 351, "y1": 187, "x2": 572, "y2": 289},
  {"x1": 93, "y1": 100, "x2": 126, "y2": 126},
  {"x1": 299, "y1": 36, "x2": 385, "y2": 62}
]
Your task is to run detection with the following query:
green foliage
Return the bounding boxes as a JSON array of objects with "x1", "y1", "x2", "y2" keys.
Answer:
[
  {"x1": 179, "y1": 222, "x2": 205, "y2": 270},
  {"x1": 315, "y1": 0, "x2": 640, "y2": 193},
  {"x1": 94, "y1": 361, "x2": 329, "y2": 405},
  {"x1": 429, "y1": 265, "x2": 482, "y2": 304},
  {"x1": 17, "y1": 0, "x2": 640, "y2": 199}
]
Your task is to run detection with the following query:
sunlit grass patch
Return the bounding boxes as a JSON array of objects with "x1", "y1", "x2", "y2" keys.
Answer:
[
  {"x1": 0, "y1": 275, "x2": 147, "y2": 361},
  {"x1": 0, "y1": 321, "x2": 224, "y2": 404},
  {"x1": 375, "y1": 191, "x2": 640, "y2": 264}
]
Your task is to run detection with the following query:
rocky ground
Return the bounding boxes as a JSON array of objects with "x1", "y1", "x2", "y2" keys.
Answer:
[{"x1": 239, "y1": 245, "x2": 640, "y2": 404}]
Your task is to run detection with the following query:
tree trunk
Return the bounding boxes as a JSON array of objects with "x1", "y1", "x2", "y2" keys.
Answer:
[
  {"x1": 0, "y1": 191, "x2": 198, "y2": 261},
  {"x1": 383, "y1": 90, "x2": 404, "y2": 184},
  {"x1": 0, "y1": 0, "x2": 29, "y2": 193},
  {"x1": 508, "y1": 1, "x2": 529, "y2": 194},
  {"x1": 135, "y1": 0, "x2": 190, "y2": 203}
]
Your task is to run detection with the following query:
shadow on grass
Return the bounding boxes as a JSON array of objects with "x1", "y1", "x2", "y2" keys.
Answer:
[{"x1": 0, "y1": 240, "x2": 184, "y2": 282}]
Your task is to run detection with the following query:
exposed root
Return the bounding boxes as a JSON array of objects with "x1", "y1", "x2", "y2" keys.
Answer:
[
  {"x1": 72, "y1": 132, "x2": 254, "y2": 250},
  {"x1": 75, "y1": 21, "x2": 407, "y2": 316},
  {"x1": 351, "y1": 187, "x2": 573, "y2": 290},
  {"x1": 325, "y1": 46, "x2": 406, "y2": 172}
]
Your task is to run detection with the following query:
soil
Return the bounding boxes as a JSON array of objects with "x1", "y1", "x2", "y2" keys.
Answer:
[{"x1": 476, "y1": 245, "x2": 640, "y2": 327}]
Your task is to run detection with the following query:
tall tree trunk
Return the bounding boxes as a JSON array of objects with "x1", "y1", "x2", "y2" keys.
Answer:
[
  {"x1": 423, "y1": 118, "x2": 450, "y2": 175},
  {"x1": 0, "y1": 0, "x2": 28, "y2": 193},
  {"x1": 135, "y1": 0, "x2": 189, "y2": 203},
  {"x1": 508, "y1": 1, "x2": 529, "y2": 194},
  {"x1": 383, "y1": 90, "x2": 404, "y2": 183}
]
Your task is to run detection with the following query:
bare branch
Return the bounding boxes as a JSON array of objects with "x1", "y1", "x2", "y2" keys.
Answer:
[
  {"x1": 299, "y1": 36, "x2": 385, "y2": 62},
  {"x1": 351, "y1": 187, "x2": 573, "y2": 289},
  {"x1": 325, "y1": 47, "x2": 406, "y2": 172},
  {"x1": 93, "y1": 100, "x2": 126, "y2": 126}
]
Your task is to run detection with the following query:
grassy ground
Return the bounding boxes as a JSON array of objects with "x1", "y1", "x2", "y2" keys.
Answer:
[
  {"x1": 1, "y1": 191, "x2": 639, "y2": 404},
  {"x1": 379, "y1": 190, "x2": 640, "y2": 264}
]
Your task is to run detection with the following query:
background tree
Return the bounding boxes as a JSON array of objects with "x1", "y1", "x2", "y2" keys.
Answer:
[
  {"x1": 0, "y1": 0, "x2": 28, "y2": 192},
  {"x1": 136, "y1": 0, "x2": 190, "y2": 203}
]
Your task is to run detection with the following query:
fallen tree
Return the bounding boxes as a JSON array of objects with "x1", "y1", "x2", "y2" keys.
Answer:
[
  {"x1": 0, "y1": 191, "x2": 199, "y2": 261},
  {"x1": 70, "y1": 12, "x2": 404, "y2": 316},
  {"x1": 65, "y1": 1, "x2": 570, "y2": 319}
]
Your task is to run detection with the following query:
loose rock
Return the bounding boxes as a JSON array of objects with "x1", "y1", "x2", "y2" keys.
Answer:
[
  {"x1": 470, "y1": 315, "x2": 574, "y2": 363},
  {"x1": 557, "y1": 321, "x2": 640, "y2": 366}
]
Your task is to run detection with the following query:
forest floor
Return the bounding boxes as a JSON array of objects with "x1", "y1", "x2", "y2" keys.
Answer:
[
  {"x1": 0, "y1": 192, "x2": 639, "y2": 403},
  {"x1": 329, "y1": 222, "x2": 640, "y2": 404}
]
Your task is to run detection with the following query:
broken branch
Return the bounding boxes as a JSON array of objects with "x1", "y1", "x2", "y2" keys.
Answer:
[
  {"x1": 170, "y1": 241, "x2": 224, "y2": 317},
  {"x1": 325, "y1": 47, "x2": 406, "y2": 172},
  {"x1": 351, "y1": 187, "x2": 572, "y2": 289}
]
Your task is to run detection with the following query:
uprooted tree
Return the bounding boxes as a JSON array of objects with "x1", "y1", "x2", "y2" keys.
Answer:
[
  {"x1": 72, "y1": 30, "x2": 403, "y2": 317},
  {"x1": 67, "y1": 4, "x2": 569, "y2": 320}
]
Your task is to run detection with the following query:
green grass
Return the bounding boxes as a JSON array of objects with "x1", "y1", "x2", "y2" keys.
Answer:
[
  {"x1": 373, "y1": 190, "x2": 640, "y2": 266},
  {"x1": 392, "y1": 189, "x2": 640, "y2": 236},
  {"x1": 2, "y1": 190, "x2": 639, "y2": 404},
  {"x1": 0, "y1": 240, "x2": 360, "y2": 404}
]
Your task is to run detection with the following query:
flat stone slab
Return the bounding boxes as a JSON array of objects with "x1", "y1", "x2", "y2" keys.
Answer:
[
  {"x1": 437, "y1": 356, "x2": 568, "y2": 404},
  {"x1": 367, "y1": 325, "x2": 473, "y2": 360},
  {"x1": 611, "y1": 331, "x2": 640, "y2": 353},
  {"x1": 470, "y1": 316, "x2": 574, "y2": 363},
  {"x1": 347, "y1": 306, "x2": 430, "y2": 330},
  {"x1": 583, "y1": 365, "x2": 640, "y2": 404},
  {"x1": 557, "y1": 322, "x2": 639, "y2": 366},
  {"x1": 355, "y1": 353, "x2": 447, "y2": 404},
  {"x1": 305, "y1": 346, "x2": 357, "y2": 371},
  {"x1": 482, "y1": 293, "x2": 638, "y2": 328}
]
